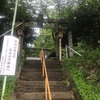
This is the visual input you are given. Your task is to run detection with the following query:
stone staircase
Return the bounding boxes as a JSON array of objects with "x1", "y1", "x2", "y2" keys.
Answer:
[{"x1": 16, "y1": 60, "x2": 77, "y2": 100}]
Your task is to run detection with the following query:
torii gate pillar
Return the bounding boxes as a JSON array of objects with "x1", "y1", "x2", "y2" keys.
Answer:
[
  {"x1": 68, "y1": 31, "x2": 73, "y2": 57},
  {"x1": 17, "y1": 24, "x2": 24, "y2": 57}
]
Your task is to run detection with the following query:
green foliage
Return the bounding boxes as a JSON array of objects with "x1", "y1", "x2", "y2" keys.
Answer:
[
  {"x1": 0, "y1": 0, "x2": 36, "y2": 51},
  {"x1": 63, "y1": 49, "x2": 100, "y2": 100},
  {"x1": 4, "y1": 76, "x2": 16, "y2": 100},
  {"x1": 0, "y1": 76, "x2": 16, "y2": 99},
  {"x1": 0, "y1": 77, "x2": 3, "y2": 94},
  {"x1": 34, "y1": 29, "x2": 54, "y2": 49},
  {"x1": 25, "y1": 49, "x2": 40, "y2": 57},
  {"x1": 78, "y1": 50, "x2": 100, "y2": 83},
  {"x1": 0, "y1": 0, "x2": 8, "y2": 15},
  {"x1": 1, "y1": 0, "x2": 100, "y2": 50},
  {"x1": 74, "y1": 42, "x2": 92, "y2": 54},
  {"x1": 0, "y1": 49, "x2": 25, "y2": 99},
  {"x1": 66, "y1": 0, "x2": 100, "y2": 49}
]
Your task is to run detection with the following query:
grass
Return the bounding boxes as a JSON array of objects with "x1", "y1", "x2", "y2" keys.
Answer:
[
  {"x1": 0, "y1": 50, "x2": 25, "y2": 99},
  {"x1": 63, "y1": 56, "x2": 100, "y2": 100},
  {"x1": 0, "y1": 76, "x2": 16, "y2": 100}
]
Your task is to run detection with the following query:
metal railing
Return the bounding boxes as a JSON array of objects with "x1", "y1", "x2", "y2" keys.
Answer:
[
  {"x1": 40, "y1": 49, "x2": 52, "y2": 100},
  {"x1": 0, "y1": 22, "x2": 23, "y2": 38},
  {"x1": 66, "y1": 45, "x2": 82, "y2": 57}
]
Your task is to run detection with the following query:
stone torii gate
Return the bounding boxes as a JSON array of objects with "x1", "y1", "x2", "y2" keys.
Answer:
[{"x1": 17, "y1": 14, "x2": 73, "y2": 60}]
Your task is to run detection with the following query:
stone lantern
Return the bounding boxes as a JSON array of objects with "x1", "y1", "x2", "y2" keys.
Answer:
[{"x1": 18, "y1": 28, "x2": 23, "y2": 36}]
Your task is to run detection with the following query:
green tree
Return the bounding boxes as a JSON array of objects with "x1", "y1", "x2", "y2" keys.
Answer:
[
  {"x1": 0, "y1": 0, "x2": 36, "y2": 51},
  {"x1": 65, "y1": 0, "x2": 100, "y2": 49},
  {"x1": 34, "y1": 29, "x2": 54, "y2": 49}
]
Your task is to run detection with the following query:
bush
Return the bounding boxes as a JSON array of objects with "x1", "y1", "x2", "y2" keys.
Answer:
[
  {"x1": 0, "y1": 76, "x2": 16, "y2": 100},
  {"x1": 63, "y1": 49, "x2": 100, "y2": 100}
]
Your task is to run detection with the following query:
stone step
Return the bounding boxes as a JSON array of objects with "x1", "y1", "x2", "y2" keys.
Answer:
[
  {"x1": 52, "y1": 92, "x2": 75, "y2": 99},
  {"x1": 24, "y1": 64, "x2": 61, "y2": 68},
  {"x1": 17, "y1": 81, "x2": 44, "y2": 87},
  {"x1": 24, "y1": 65, "x2": 42, "y2": 68},
  {"x1": 20, "y1": 71, "x2": 64, "y2": 77},
  {"x1": 16, "y1": 92, "x2": 44, "y2": 99},
  {"x1": 19, "y1": 75, "x2": 65, "y2": 81},
  {"x1": 17, "y1": 80, "x2": 72, "y2": 97},
  {"x1": 21, "y1": 67, "x2": 62, "y2": 72},
  {"x1": 46, "y1": 60, "x2": 60, "y2": 64},
  {"x1": 17, "y1": 98, "x2": 76, "y2": 100},
  {"x1": 25, "y1": 60, "x2": 59, "y2": 65},
  {"x1": 25, "y1": 60, "x2": 41, "y2": 63},
  {"x1": 46, "y1": 65, "x2": 61, "y2": 68},
  {"x1": 17, "y1": 80, "x2": 71, "y2": 92},
  {"x1": 16, "y1": 92, "x2": 75, "y2": 100},
  {"x1": 17, "y1": 81, "x2": 68, "y2": 87},
  {"x1": 17, "y1": 86, "x2": 71, "y2": 92},
  {"x1": 19, "y1": 76, "x2": 45, "y2": 81},
  {"x1": 24, "y1": 60, "x2": 60, "y2": 66},
  {"x1": 17, "y1": 87, "x2": 45, "y2": 92},
  {"x1": 20, "y1": 71, "x2": 42, "y2": 76}
]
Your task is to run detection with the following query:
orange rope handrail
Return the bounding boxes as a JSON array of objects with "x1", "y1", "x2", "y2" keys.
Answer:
[{"x1": 40, "y1": 49, "x2": 52, "y2": 100}]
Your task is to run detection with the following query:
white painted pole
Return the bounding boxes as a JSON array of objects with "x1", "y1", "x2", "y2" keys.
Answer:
[
  {"x1": 1, "y1": 76, "x2": 7, "y2": 100},
  {"x1": 55, "y1": 35, "x2": 59, "y2": 59},
  {"x1": 59, "y1": 38, "x2": 62, "y2": 61},
  {"x1": 11, "y1": 0, "x2": 19, "y2": 36},
  {"x1": 1, "y1": 0, "x2": 19, "y2": 100},
  {"x1": 67, "y1": 46, "x2": 82, "y2": 56},
  {"x1": 65, "y1": 44, "x2": 68, "y2": 58},
  {"x1": 0, "y1": 22, "x2": 23, "y2": 38}
]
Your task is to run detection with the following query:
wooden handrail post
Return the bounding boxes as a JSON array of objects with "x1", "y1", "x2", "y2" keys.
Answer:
[
  {"x1": 42, "y1": 61, "x2": 44, "y2": 76},
  {"x1": 47, "y1": 79, "x2": 52, "y2": 100},
  {"x1": 40, "y1": 49, "x2": 52, "y2": 100},
  {"x1": 40, "y1": 51, "x2": 42, "y2": 62},
  {"x1": 45, "y1": 78, "x2": 48, "y2": 100}
]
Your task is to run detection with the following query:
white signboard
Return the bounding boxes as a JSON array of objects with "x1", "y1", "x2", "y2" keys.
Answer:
[{"x1": 0, "y1": 36, "x2": 19, "y2": 75}]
